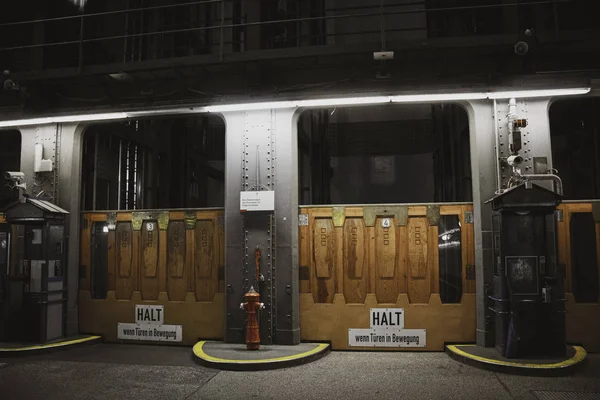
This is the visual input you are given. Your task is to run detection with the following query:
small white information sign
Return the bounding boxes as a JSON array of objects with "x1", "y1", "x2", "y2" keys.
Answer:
[
  {"x1": 348, "y1": 328, "x2": 426, "y2": 347},
  {"x1": 136, "y1": 305, "x2": 164, "y2": 324},
  {"x1": 381, "y1": 218, "x2": 391, "y2": 228},
  {"x1": 240, "y1": 191, "x2": 275, "y2": 212},
  {"x1": 118, "y1": 323, "x2": 182, "y2": 342}
]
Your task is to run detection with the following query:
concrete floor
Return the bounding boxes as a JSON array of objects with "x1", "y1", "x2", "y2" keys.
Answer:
[{"x1": 0, "y1": 344, "x2": 599, "y2": 400}]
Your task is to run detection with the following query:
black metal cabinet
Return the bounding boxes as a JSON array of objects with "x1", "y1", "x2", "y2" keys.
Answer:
[
  {"x1": 1, "y1": 198, "x2": 69, "y2": 344},
  {"x1": 487, "y1": 182, "x2": 566, "y2": 358}
]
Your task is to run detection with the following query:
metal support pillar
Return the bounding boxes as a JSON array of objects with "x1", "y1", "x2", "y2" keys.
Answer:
[
  {"x1": 468, "y1": 97, "x2": 556, "y2": 347},
  {"x1": 223, "y1": 108, "x2": 300, "y2": 345},
  {"x1": 466, "y1": 101, "x2": 497, "y2": 347},
  {"x1": 17, "y1": 123, "x2": 84, "y2": 336}
]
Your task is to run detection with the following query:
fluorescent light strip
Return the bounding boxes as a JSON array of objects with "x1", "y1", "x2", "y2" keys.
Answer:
[
  {"x1": 0, "y1": 88, "x2": 590, "y2": 128},
  {"x1": 390, "y1": 93, "x2": 488, "y2": 102},
  {"x1": 52, "y1": 112, "x2": 128, "y2": 123},
  {"x1": 487, "y1": 88, "x2": 591, "y2": 99}
]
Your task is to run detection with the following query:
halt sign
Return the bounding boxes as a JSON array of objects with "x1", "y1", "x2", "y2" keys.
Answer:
[
  {"x1": 117, "y1": 305, "x2": 182, "y2": 343},
  {"x1": 348, "y1": 308, "x2": 426, "y2": 347}
]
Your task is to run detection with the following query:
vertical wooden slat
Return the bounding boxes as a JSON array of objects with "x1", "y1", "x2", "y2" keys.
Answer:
[
  {"x1": 140, "y1": 220, "x2": 159, "y2": 300},
  {"x1": 335, "y1": 225, "x2": 344, "y2": 295},
  {"x1": 343, "y1": 218, "x2": 367, "y2": 303},
  {"x1": 218, "y1": 212, "x2": 225, "y2": 293},
  {"x1": 556, "y1": 204, "x2": 573, "y2": 293},
  {"x1": 186, "y1": 227, "x2": 195, "y2": 294},
  {"x1": 430, "y1": 225, "x2": 440, "y2": 295},
  {"x1": 564, "y1": 205, "x2": 573, "y2": 293},
  {"x1": 375, "y1": 217, "x2": 398, "y2": 303},
  {"x1": 107, "y1": 230, "x2": 116, "y2": 292},
  {"x1": 311, "y1": 215, "x2": 335, "y2": 303},
  {"x1": 398, "y1": 225, "x2": 408, "y2": 294},
  {"x1": 466, "y1": 206, "x2": 476, "y2": 294},
  {"x1": 368, "y1": 225, "x2": 376, "y2": 295},
  {"x1": 299, "y1": 211, "x2": 311, "y2": 294},
  {"x1": 167, "y1": 221, "x2": 187, "y2": 301},
  {"x1": 596, "y1": 222, "x2": 600, "y2": 302},
  {"x1": 407, "y1": 217, "x2": 429, "y2": 303},
  {"x1": 115, "y1": 222, "x2": 133, "y2": 300},
  {"x1": 195, "y1": 218, "x2": 217, "y2": 302},
  {"x1": 158, "y1": 228, "x2": 168, "y2": 294}
]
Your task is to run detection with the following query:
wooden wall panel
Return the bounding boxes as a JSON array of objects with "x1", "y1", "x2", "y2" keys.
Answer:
[
  {"x1": 167, "y1": 221, "x2": 187, "y2": 301},
  {"x1": 195, "y1": 219, "x2": 218, "y2": 301},
  {"x1": 115, "y1": 222, "x2": 135, "y2": 300},
  {"x1": 557, "y1": 203, "x2": 600, "y2": 351},
  {"x1": 375, "y1": 218, "x2": 399, "y2": 303},
  {"x1": 140, "y1": 220, "x2": 159, "y2": 300},
  {"x1": 311, "y1": 217, "x2": 335, "y2": 303},
  {"x1": 343, "y1": 218, "x2": 367, "y2": 303}
]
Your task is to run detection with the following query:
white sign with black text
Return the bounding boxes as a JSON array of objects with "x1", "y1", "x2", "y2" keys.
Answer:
[
  {"x1": 348, "y1": 328, "x2": 426, "y2": 347},
  {"x1": 348, "y1": 308, "x2": 426, "y2": 347},
  {"x1": 117, "y1": 305, "x2": 182, "y2": 342},
  {"x1": 240, "y1": 191, "x2": 275, "y2": 212}
]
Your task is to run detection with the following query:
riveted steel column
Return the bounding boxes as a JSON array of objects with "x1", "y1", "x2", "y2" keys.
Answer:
[
  {"x1": 56, "y1": 123, "x2": 86, "y2": 336},
  {"x1": 495, "y1": 98, "x2": 554, "y2": 191},
  {"x1": 222, "y1": 108, "x2": 300, "y2": 345},
  {"x1": 223, "y1": 110, "x2": 246, "y2": 343},
  {"x1": 17, "y1": 122, "x2": 84, "y2": 336},
  {"x1": 466, "y1": 101, "x2": 497, "y2": 347},
  {"x1": 272, "y1": 109, "x2": 300, "y2": 345}
]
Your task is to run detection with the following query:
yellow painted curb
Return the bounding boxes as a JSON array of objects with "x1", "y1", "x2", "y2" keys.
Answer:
[
  {"x1": 446, "y1": 345, "x2": 587, "y2": 369},
  {"x1": 0, "y1": 336, "x2": 102, "y2": 352},
  {"x1": 193, "y1": 341, "x2": 329, "y2": 364}
]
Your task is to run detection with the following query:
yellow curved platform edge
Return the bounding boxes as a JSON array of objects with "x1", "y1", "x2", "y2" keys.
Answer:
[
  {"x1": 446, "y1": 344, "x2": 587, "y2": 369},
  {"x1": 0, "y1": 336, "x2": 102, "y2": 352},
  {"x1": 193, "y1": 341, "x2": 329, "y2": 364}
]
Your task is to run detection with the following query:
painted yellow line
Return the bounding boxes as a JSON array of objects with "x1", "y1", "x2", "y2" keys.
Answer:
[
  {"x1": 193, "y1": 341, "x2": 329, "y2": 364},
  {"x1": 447, "y1": 345, "x2": 587, "y2": 369},
  {"x1": 0, "y1": 336, "x2": 102, "y2": 352}
]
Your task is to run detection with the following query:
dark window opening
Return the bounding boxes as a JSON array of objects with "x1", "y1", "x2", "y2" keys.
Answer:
[
  {"x1": 569, "y1": 212, "x2": 599, "y2": 303},
  {"x1": 298, "y1": 103, "x2": 472, "y2": 205},
  {"x1": 82, "y1": 115, "x2": 225, "y2": 211},
  {"x1": 550, "y1": 98, "x2": 600, "y2": 200},
  {"x1": 0, "y1": 130, "x2": 22, "y2": 210}
]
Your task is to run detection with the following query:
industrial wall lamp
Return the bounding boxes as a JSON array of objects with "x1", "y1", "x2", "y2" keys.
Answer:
[{"x1": 0, "y1": 87, "x2": 590, "y2": 128}]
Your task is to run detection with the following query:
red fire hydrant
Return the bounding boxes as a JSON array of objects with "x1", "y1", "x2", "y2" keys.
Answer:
[{"x1": 240, "y1": 286, "x2": 265, "y2": 350}]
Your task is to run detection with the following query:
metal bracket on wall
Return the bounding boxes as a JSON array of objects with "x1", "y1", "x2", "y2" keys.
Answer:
[
  {"x1": 592, "y1": 202, "x2": 600, "y2": 223},
  {"x1": 158, "y1": 211, "x2": 170, "y2": 230},
  {"x1": 332, "y1": 207, "x2": 345, "y2": 227},
  {"x1": 184, "y1": 211, "x2": 197, "y2": 230},
  {"x1": 107, "y1": 212, "x2": 117, "y2": 231},
  {"x1": 131, "y1": 211, "x2": 166, "y2": 231},
  {"x1": 464, "y1": 211, "x2": 474, "y2": 224},
  {"x1": 426, "y1": 205, "x2": 440, "y2": 226},
  {"x1": 363, "y1": 206, "x2": 408, "y2": 227}
]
